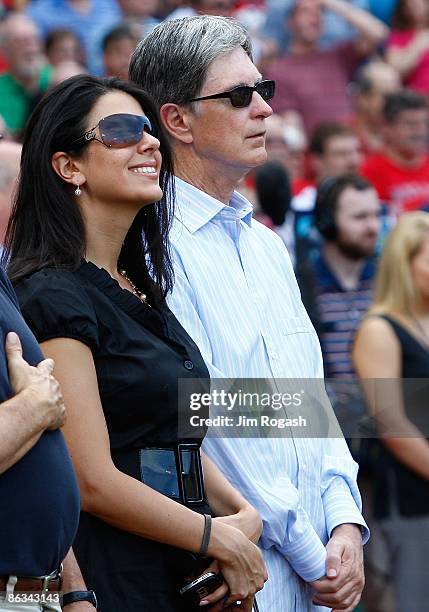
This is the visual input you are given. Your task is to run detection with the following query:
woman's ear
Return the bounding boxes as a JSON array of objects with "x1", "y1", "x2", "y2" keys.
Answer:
[{"x1": 51, "y1": 152, "x2": 86, "y2": 189}]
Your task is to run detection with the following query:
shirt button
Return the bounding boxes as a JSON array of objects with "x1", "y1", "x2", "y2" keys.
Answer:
[{"x1": 184, "y1": 360, "x2": 194, "y2": 371}]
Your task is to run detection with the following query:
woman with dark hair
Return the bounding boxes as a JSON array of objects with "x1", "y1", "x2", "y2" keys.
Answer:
[{"x1": 3, "y1": 75, "x2": 266, "y2": 612}]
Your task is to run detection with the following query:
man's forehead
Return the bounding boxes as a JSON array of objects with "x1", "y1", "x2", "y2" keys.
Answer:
[
  {"x1": 292, "y1": 0, "x2": 322, "y2": 17},
  {"x1": 203, "y1": 47, "x2": 260, "y2": 88},
  {"x1": 326, "y1": 135, "x2": 359, "y2": 151}
]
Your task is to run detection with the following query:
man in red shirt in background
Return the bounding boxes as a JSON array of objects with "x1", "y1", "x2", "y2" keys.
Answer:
[{"x1": 361, "y1": 89, "x2": 429, "y2": 214}]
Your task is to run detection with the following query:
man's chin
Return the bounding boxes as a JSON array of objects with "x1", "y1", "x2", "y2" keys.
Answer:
[
  {"x1": 337, "y1": 242, "x2": 376, "y2": 260},
  {"x1": 248, "y1": 149, "x2": 268, "y2": 168}
]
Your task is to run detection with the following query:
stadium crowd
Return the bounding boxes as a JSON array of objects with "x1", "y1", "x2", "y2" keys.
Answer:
[{"x1": 1, "y1": 1, "x2": 429, "y2": 611}]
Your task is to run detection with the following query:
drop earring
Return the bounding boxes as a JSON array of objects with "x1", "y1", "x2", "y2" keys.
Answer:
[{"x1": 74, "y1": 184, "x2": 82, "y2": 197}]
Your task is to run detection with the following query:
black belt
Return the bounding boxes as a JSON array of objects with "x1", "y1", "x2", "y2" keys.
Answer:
[{"x1": 139, "y1": 443, "x2": 205, "y2": 504}]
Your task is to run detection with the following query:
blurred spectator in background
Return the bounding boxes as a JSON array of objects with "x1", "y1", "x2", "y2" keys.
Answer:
[
  {"x1": 45, "y1": 29, "x2": 84, "y2": 67},
  {"x1": 362, "y1": 89, "x2": 429, "y2": 213},
  {"x1": 386, "y1": 0, "x2": 429, "y2": 94},
  {"x1": 254, "y1": 160, "x2": 295, "y2": 258},
  {"x1": 306, "y1": 174, "x2": 380, "y2": 380},
  {"x1": 301, "y1": 174, "x2": 380, "y2": 435},
  {"x1": 0, "y1": 139, "x2": 21, "y2": 244},
  {"x1": 50, "y1": 60, "x2": 87, "y2": 87},
  {"x1": 263, "y1": 0, "x2": 372, "y2": 57},
  {"x1": 293, "y1": 122, "x2": 362, "y2": 219},
  {"x1": 265, "y1": 112, "x2": 307, "y2": 181},
  {"x1": 0, "y1": 116, "x2": 8, "y2": 141},
  {"x1": 26, "y1": 0, "x2": 121, "y2": 75},
  {"x1": 353, "y1": 211, "x2": 429, "y2": 612},
  {"x1": 0, "y1": 14, "x2": 51, "y2": 138},
  {"x1": 292, "y1": 122, "x2": 364, "y2": 268},
  {"x1": 351, "y1": 60, "x2": 401, "y2": 156},
  {"x1": 102, "y1": 24, "x2": 135, "y2": 79},
  {"x1": 166, "y1": 0, "x2": 235, "y2": 20},
  {"x1": 113, "y1": 0, "x2": 160, "y2": 46},
  {"x1": 266, "y1": 0, "x2": 389, "y2": 136}
]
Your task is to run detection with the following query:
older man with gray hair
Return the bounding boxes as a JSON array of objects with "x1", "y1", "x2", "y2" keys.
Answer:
[
  {"x1": 130, "y1": 16, "x2": 369, "y2": 611},
  {"x1": 0, "y1": 15, "x2": 51, "y2": 137}
]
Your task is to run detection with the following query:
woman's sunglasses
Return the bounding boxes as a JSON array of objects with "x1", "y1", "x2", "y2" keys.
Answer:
[
  {"x1": 73, "y1": 113, "x2": 153, "y2": 149},
  {"x1": 190, "y1": 80, "x2": 275, "y2": 108}
]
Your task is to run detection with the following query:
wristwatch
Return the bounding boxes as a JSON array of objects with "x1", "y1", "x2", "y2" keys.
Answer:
[{"x1": 62, "y1": 590, "x2": 97, "y2": 609}]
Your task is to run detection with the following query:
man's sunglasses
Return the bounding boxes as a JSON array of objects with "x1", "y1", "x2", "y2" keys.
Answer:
[
  {"x1": 73, "y1": 113, "x2": 153, "y2": 148},
  {"x1": 190, "y1": 80, "x2": 275, "y2": 108}
]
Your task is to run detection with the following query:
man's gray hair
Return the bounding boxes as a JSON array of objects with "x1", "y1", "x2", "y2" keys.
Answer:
[{"x1": 129, "y1": 16, "x2": 252, "y2": 108}]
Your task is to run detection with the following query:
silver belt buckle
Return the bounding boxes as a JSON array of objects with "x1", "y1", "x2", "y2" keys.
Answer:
[{"x1": 37, "y1": 564, "x2": 62, "y2": 593}]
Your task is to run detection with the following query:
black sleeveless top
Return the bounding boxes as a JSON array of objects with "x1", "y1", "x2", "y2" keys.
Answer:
[{"x1": 374, "y1": 315, "x2": 429, "y2": 519}]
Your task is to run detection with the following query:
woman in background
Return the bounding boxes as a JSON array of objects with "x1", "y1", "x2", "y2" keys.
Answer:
[
  {"x1": 386, "y1": 0, "x2": 429, "y2": 93},
  {"x1": 353, "y1": 211, "x2": 429, "y2": 612},
  {"x1": 3, "y1": 75, "x2": 266, "y2": 612}
]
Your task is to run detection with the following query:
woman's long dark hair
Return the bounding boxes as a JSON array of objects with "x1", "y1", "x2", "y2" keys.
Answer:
[{"x1": 3, "y1": 75, "x2": 174, "y2": 301}]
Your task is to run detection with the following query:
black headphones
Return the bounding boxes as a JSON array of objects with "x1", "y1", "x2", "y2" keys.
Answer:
[
  {"x1": 314, "y1": 176, "x2": 342, "y2": 241},
  {"x1": 314, "y1": 174, "x2": 374, "y2": 241}
]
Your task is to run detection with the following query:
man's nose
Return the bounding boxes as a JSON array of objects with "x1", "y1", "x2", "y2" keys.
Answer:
[{"x1": 252, "y1": 92, "x2": 273, "y2": 118}]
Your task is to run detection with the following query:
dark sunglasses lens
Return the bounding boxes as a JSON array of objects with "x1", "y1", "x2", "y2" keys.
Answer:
[
  {"x1": 256, "y1": 81, "x2": 275, "y2": 101},
  {"x1": 230, "y1": 86, "x2": 253, "y2": 108},
  {"x1": 100, "y1": 114, "x2": 152, "y2": 147},
  {"x1": 229, "y1": 82, "x2": 275, "y2": 107}
]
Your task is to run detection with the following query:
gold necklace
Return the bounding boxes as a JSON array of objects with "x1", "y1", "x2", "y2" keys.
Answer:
[{"x1": 119, "y1": 269, "x2": 150, "y2": 306}]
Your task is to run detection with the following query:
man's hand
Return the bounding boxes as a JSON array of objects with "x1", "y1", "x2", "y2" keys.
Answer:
[
  {"x1": 310, "y1": 524, "x2": 364, "y2": 611},
  {"x1": 6, "y1": 331, "x2": 66, "y2": 430}
]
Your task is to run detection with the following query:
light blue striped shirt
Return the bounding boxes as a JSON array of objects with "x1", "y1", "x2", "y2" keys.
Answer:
[{"x1": 168, "y1": 177, "x2": 369, "y2": 611}]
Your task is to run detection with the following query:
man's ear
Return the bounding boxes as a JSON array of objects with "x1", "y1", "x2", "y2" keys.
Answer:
[
  {"x1": 51, "y1": 152, "x2": 86, "y2": 189},
  {"x1": 160, "y1": 103, "x2": 194, "y2": 144}
]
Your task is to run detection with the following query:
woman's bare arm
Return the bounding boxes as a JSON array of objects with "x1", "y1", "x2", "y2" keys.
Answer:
[{"x1": 353, "y1": 316, "x2": 429, "y2": 480}]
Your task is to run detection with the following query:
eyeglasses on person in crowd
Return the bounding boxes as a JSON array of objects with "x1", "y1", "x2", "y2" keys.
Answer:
[
  {"x1": 190, "y1": 80, "x2": 276, "y2": 108},
  {"x1": 73, "y1": 113, "x2": 153, "y2": 149}
]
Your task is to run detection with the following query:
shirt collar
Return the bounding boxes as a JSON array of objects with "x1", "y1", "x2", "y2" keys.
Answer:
[{"x1": 174, "y1": 177, "x2": 253, "y2": 234}]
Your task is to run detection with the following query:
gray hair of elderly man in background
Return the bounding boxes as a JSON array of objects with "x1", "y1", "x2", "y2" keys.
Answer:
[{"x1": 0, "y1": 139, "x2": 21, "y2": 244}]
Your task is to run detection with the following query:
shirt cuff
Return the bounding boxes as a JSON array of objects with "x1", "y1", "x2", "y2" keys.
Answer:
[
  {"x1": 277, "y1": 517, "x2": 327, "y2": 583},
  {"x1": 323, "y1": 476, "x2": 370, "y2": 544}
]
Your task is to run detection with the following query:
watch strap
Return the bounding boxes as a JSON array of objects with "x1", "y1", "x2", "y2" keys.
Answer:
[{"x1": 62, "y1": 590, "x2": 97, "y2": 609}]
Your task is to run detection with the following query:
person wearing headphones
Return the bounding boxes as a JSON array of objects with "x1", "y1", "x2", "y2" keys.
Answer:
[{"x1": 299, "y1": 174, "x2": 381, "y2": 385}]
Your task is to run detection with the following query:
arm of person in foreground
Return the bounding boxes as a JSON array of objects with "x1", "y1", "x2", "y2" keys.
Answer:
[
  {"x1": 61, "y1": 548, "x2": 96, "y2": 611},
  {"x1": 0, "y1": 332, "x2": 65, "y2": 473},
  {"x1": 41, "y1": 337, "x2": 267, "y2": 612}
]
